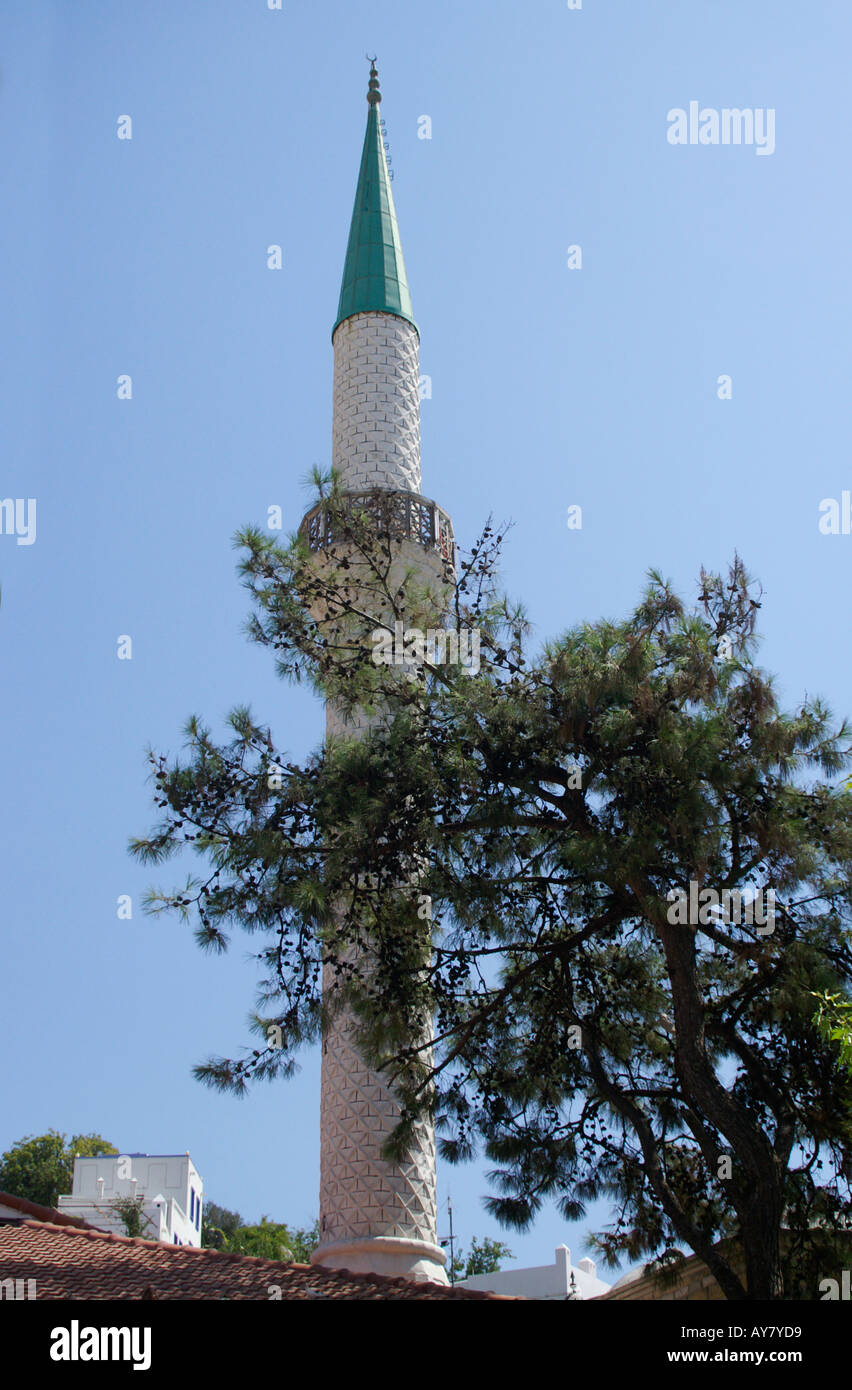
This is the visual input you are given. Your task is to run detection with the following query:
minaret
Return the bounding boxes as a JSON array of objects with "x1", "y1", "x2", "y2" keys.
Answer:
[{"x1": 304, "y1": 62, "x2": 451, "y2": 1284}]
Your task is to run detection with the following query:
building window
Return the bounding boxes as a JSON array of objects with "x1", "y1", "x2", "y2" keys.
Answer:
[{"x1": 190, "y1": 1190, "x2": 195, "y2": 1222}]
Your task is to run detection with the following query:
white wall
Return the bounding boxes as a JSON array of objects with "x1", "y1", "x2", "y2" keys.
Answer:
[
  {"x1": 459, "y1": 1246, "x2": 612, "y2": 1301},
  {"x1": 56, "y1": 1153, "x2": 204, "y2": 1247}
]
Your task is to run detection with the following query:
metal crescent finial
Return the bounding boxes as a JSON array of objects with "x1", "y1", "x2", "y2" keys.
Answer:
[{"x1": 366, "y1": 55, "x2": 381, "y2": 104}]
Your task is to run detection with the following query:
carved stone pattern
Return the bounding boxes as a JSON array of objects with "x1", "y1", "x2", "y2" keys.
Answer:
[
  {"x1": 319, "y1": 698, "x2": 439, "y2": 1247},
  {"x1": 300, "y1": 489, "x2": 454, "y2": 564},
  {"x1": 331, "y1": 313, "x2": 422, "y2": 495},
  {"x1": 318, "y1": 1004, "x2": 438, "y2": 1246}
]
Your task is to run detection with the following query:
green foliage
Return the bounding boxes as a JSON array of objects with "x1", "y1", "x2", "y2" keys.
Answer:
[
  {"x1": 201, "y1": 1200, "x2": 242, "y2": 1249},
  {"x1": 201, "y1": 1202, "x2": 318, "y2": 1262},
  {"x1": 811, "y1": 991, "x2": 852, "y2": 1074},
  {"x1": 0, "y1": 1131, "x2": 118, "y2": 1209},
  {"x1": 106, "y1": 1195, "x2": 156, "y2": 1239},
  {"x1": 133, "y1": 494, "x2": 852, "y2": 1301},
  {"x1": 224, "y1": 1216, "x2": 318, "y2": 1262},
  {"x1": 451, "y1": 1235, "x2": 514, "y2": 1279},
  {"x1": 279, "y1": 1221, "x2": 320, "y2": 1264}
]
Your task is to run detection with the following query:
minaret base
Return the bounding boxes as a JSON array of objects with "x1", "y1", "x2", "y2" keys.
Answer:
[{"x1": 310, "y1": 1235, "x2": 448, "y2": 1285}]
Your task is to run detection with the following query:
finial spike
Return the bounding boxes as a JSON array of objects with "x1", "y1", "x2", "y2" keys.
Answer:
[{"x1": 366, "y1": 54, "x2": 381, "y2": 104}]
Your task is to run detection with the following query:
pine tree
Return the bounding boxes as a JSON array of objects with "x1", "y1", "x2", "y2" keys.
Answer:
[{"x1": 132, "y1": 491, "x2": 852, "y2": 1300}]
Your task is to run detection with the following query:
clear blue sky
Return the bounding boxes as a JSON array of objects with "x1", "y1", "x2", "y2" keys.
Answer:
[{"x1": 2, "y1": 0, "x2": 849, "y2": 1281}]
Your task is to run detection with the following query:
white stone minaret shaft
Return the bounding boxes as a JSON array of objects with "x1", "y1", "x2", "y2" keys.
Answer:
[
  {"x1": 331, "y1": 313, "x2": 422, "y2": 495},
  {"x1": 308, "y1": 64, "x2": 449, "y2": 1284}
]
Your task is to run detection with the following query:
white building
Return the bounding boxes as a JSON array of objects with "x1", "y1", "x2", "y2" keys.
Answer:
[
  {"x1": 459, "y1": 1245, "x2": 612, "y2": 1301},
  {"x1": 56, "y1": 1153, "x2": 203, "y2": 1247}
]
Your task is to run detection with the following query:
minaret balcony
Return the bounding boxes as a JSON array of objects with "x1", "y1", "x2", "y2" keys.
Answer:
[{"x1": 299, "y1": 489, "x2": 455, "y2": 565}]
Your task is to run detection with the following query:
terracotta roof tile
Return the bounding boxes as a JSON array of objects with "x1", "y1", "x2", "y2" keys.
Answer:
[
  {"x1": 0, "y1": 1191, "x2": 95, "y2": 1230},
  {"x1": 0, "y1": 1221, "x2": 516, "y2": 1300}
]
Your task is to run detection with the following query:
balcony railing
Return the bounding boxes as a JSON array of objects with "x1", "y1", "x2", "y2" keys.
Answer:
[{"x1": 299, "y1": 489, "x2": 455, "y2": 564}]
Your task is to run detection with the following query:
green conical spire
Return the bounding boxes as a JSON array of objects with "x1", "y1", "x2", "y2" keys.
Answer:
[{"x1": 333, "y1": 62, "x2": 417, "y2": 338}]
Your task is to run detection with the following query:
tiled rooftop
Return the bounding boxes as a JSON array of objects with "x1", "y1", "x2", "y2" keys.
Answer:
[
  {"x1": 0, "y1": 1219, "x2": 514, "y2": 1300},
  {"x1": 0, "y1": 1190, "x2": 95, "y2": 1230}
]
